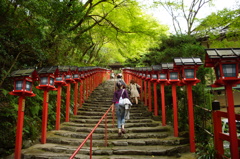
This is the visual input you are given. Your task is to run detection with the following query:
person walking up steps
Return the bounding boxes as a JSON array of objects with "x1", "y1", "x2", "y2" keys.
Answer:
[
  {"x1": 111, "y1": 81, "x2": 129, "y2": 137},
  {"x1": 129, "y1": 79, "x2": 141, "y2": 105}
]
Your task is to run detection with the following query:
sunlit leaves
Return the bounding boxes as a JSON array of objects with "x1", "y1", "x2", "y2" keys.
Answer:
[{"x1": 194, "y1": 8, "x2": 240, "y2": 48}]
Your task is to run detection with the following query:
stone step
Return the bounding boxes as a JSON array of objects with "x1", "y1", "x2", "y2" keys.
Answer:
[
  {"x1": 69, "y1": 118, "x2": 156, "y2": 124},
  {"x1": 21, "y1": 143, "x2": 190, "y2": 158},
  {"x1": 50, "y1": 130, "x2": 171, "y2": 140},
  {"x1": 62, "y1": 121, "x2": 160, "y2": 128},
  {"x1": 75, "y1": 111, "x2": 152, "y2": 118},
  {"x1": 76, "y1": 106, "x2": 151, "y2": 112},
  {"x1": 20, "y1": 80, "x2": 190, "y2": 159},
  {"x1": 60, "y1": 126, "x2": 170, "y2": 134},
  {"x1": 46, "y1": 134, "x2": 188, "y2": 147}
]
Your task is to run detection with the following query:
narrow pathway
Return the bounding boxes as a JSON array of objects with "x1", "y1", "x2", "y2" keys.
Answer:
[{"x1": 19, "y1": 80, "x2": 191, "y2": 159}]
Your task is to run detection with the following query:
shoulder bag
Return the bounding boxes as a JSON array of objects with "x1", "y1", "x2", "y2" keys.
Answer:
[{"x1": 119, "y1": 89, "x2": 132, "y2": 109}]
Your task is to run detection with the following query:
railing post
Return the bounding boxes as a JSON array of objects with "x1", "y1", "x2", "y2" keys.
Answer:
[
  {"x1": 105, "y1": 115, "x2": 108, "y2": 147},
  {"x1": 69, "y1": 105, "x2": 113, "y2": 159},
  {"x1": 90, "y1": 134, "x2": 93, "y2": 159},
  {"x1": 112, "y1": 106, "x2": 115, "y2": 128},
  {"x1": 212, "y1": 101, "x2": 224, "y2": 158},
  {"x1": 225, "y1": 83, "x2": 239, "y2": 159}
]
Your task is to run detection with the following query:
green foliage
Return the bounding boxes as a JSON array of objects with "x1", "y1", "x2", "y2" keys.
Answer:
[
  {"x1": 0, "y1": 0, "x2": 168, "y2": 88},
  {"x1": 196, "y1": 138, "x2": 215, "y2": 159},
  {"x1": 136, "y1": 34, "x2": 205, "y2": 66},
  {"x1": 195, "y1": 8, "x2": 240, "y2": 48},
  {"x1": 0, "y1": 89, "x2": 18, "y2": 156}
]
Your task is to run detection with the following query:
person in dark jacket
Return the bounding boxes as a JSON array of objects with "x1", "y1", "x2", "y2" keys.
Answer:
[
  {"x1": 111, "y1": 81, "x2": 129, "y2": 137},
  {"x1": 116, "y1": 73, "x2": 126, "y2": 88}
]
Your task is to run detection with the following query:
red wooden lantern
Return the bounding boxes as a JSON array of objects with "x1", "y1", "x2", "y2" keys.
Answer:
[
  {"x1": 157, "y1": 63, "x2": 169, "y2": 83},
  {"x1": 174, "y1": 57, "x2": 202, "y2": 85},
  {"x1": 9, "y1": 68, "x2": 38, "y2": 159},
  {"x1": 151, "y1": 65, "x2": 161, "y2": 117},
  {"x1": 54, "y1": 67, "x2": 67, "y2": 131},
  {"x1": 141, "y1": 67, "x2": 148, "y2": 106},
  {"x1": 167, "y1": 63, "x2": 180, "y2": 84},
  {"x1": 162, "y1": 63, "x2": 180, "y2": 137},
  {"x1": 65, "y1": 66, "x2": 75, "y2": 122},
  {"x1": 205, "y1": 48, "x2": 240, "y2": 158},
  {"x1": 71, "y1": 66, "x2": 80, "y2": 116},
  {"x1": 36, "y1": 66, "x2": 58, "y2": 144},
  {"x1": 9, "y1": 68, "x2": 38, "y2": 97},
  {"x1": 205, "y1": 48, "x2": 240, "y2": 87},
  {"x1": 36, "y1": 66, "x2": 57, "y2": 91},
  {"x1": 173, "y1": 57, "x2": 203, "y2": 152}
]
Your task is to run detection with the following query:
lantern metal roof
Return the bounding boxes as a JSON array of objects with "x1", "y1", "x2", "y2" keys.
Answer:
[
  {"x1": 142, "y1": 67, "x2": 148, "y2": 71},
  {"x1": 70, "y1": 66, "x2": 78, "y2": 71},
  {"x1": 37, "y1": 66, "x2": 58, "y2": 74},
  {"x1": 174, "y1": 57, "x2": 203, "y2": 66},
  {"x1": 78, "y1": 67, "x2": 85, "y2": 71},
  {"x1": 205, "y1": 48, "x2": 240, "y2": 67},
  {"x1": 205, "y1": 48, "x2": 240, "y2": 59},
  {"x1": 10, "y1": 68, "x2": 37, "y2": 77},
  {"x1": 57, "y1": 66, "x2": 70, "y2": 72},
  {"x1": 161, "y1": 63, "x2": 174, "y2": 70},
  {"x1": 152, "y1": 65, "x2": 161, "y2": 71}
]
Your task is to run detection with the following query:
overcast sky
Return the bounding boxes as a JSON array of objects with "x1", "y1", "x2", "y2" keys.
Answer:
[{"x1": 136, "y1": 0, "x2": 239, "y2": 33}]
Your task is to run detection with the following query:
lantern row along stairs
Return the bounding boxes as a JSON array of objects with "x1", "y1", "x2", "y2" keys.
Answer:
[
  {"x1": 19, "y1": 80, "x2": 190, "y2": 159},
  {"x1": 8, "y1": 48, "x2": 240, "y2": 159},
  {"x1": 9, "y1": 66, "x2": 111, "y2": 159}
]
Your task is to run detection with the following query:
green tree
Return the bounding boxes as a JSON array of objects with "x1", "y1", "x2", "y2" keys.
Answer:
[
  {"x1": 194, "y1": 8, "x2": 240, "y2": 48},
  {"x1": 0, "y1": 0, "x2": 168, "y2": 157},
  {"x1": 139, "y1": 34, "x2": 205, "y2": 66}
]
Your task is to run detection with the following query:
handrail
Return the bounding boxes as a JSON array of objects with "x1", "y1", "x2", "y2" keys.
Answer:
[{"x1": 69, "y1": 104, "x2": 115, "y2": 159}]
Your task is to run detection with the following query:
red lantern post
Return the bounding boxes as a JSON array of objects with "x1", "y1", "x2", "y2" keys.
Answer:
[
  {"x1": 138, "y1": 69, "x2": 144, "y2": 101},
  {"x1": 65, "y1": 68, "x2": 75, "y2": 122},
  {"x1": 205, "y1": 48, "x2": 240, "y2": 158},
  {"x1": 157, "y1": 64, "x2": 169, "y2": 126},
  {"x1": 151, "y1": 66, "x2": 160, "y2": 116},
  {"x1": 54, "y1": 67, "x2": 67, "y2": 130},
  {"x1": 136, "y1": 68, "x2": 142, "y2": 98},
  {"x1": 142, "y1": 68, "x2": 148, "y2": 106},
  {"x1": 174, "y1": 57, "x2": 203, "y2": 152},
  {"x1": 36, "y1": 66, "x2": 58, "y2": 144},
  {"x1": 72, "y1": 66, "x2": 81, "y2": 115},
  {"x1": 167, "y1": 63, "x2": 180, "y2": 137},
  {"x1": 85, "y1": 69, "x2": 91, "y2": 99},
  {"x1": 146, "y1": 68, "x2": 152, "y2": 112},
  {"x1": 79, "y1": 68, "x2": 85, "y2": 108},
  {"x1": 9, "y1": 69, "x2": 38, "y2": 159}
]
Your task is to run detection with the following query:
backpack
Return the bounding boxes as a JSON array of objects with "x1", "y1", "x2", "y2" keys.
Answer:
[{"x1": 118, "y1": 79, "x2": 126, "y2": 88}]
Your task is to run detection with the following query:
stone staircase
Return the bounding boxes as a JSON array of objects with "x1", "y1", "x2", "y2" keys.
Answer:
[{"x1": 20, "y1": 80, "x2": 191, "y2": 159}]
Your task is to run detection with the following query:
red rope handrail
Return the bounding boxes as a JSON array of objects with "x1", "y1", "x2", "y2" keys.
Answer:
[{"x1": 69, "y1": 104, "x2": 114, "y2": 159}]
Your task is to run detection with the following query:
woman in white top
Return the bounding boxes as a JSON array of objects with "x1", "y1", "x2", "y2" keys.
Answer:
[{"x1": 129, "y1": 79, "x2": 141, "y2": 104}]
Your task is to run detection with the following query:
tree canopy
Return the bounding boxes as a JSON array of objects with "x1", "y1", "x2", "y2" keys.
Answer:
[
  {"x1": 194, "y1": 8, "x2": 240, "y2": 48},
  {"x1": 0, "y1": 0, "x2": 168, "y2": 87}
]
